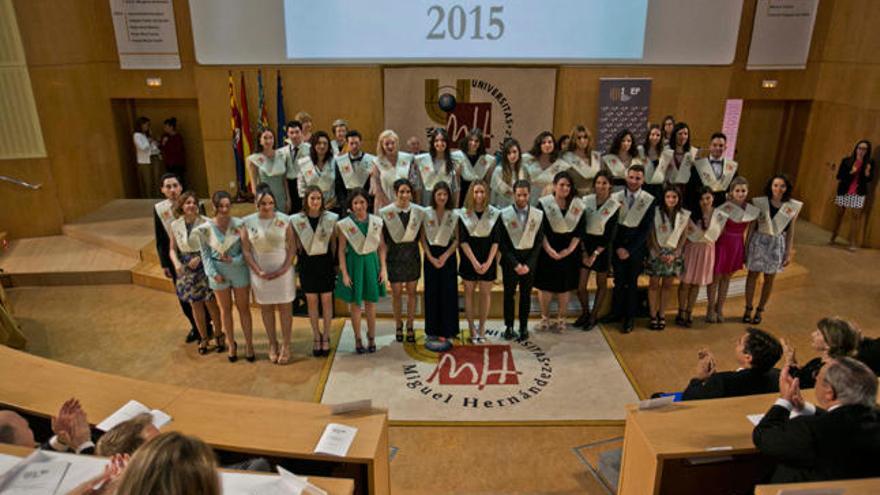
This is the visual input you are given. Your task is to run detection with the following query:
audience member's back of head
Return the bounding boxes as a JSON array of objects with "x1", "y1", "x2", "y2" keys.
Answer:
[
  {"x1": 746, "y1": 327, "x2": 783, "y2": 373},
  {"x1": 0, "y1": 411, "x2": 33, "y2": 447},
  {"x1": 818, "y1": 317, "x2": 861, "y2": 358},
  {"x1": 96, "y1": 413, "x2": 155, "y2": 456},
  {"x1": 115, "y1": 431, "x2": 219, "y2": 495},
  {"x1": 824, "y1": 357, "x2": 878, "y2": 408}
]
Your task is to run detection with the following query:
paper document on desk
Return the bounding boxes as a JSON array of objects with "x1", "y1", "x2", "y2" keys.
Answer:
[
  {"x1": 638, "y1": 395, "x2": 674, "y2": 410},
  {"x1": 328, "y1": 399, "x2": 372, "y2": 415},
  {"x1": 223, "y1": 466, "x2": 327, "y2": 495},
  {"x1": 747, "y1": 408, "x2": 802, "y2": 426},
  {"x1": 0, "y1": 450, "x2": 70, "y2": 495},
  {"x1": 314, "y1": 423, "x2": 357, "y2": 457},
  {"x1": 97, "y1": 399, "x2": 172, "y2": 431}
]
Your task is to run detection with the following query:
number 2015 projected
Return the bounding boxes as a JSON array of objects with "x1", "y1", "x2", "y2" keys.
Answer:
[{"x1": 426, "y1": 5, "x2": 504, "y2": 41}]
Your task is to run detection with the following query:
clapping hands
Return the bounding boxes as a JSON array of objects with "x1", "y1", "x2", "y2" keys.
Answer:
[{"x1": 51, "y1": 398, "x2": 90, "y2": 450}]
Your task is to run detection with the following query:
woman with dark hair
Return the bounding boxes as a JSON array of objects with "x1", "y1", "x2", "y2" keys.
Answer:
[
  {"x1": 525, "y1": 131, "x2": 569, "y2": 205},
  {"x1": 534, "y1": 172, "x2": 585, "y2": 331},
  {"x1": 658, "y1": 122, "x2": 698, "y2": 197},
  {"x1": 335, "y1": 188, "x2": 388, "y2": 353},
  {"x1": 160, "y1": 117, "x2": 185, "y2": 183},
  {"x1": 661, "y1": 115, "x2": 676, "y2": 147},
  {"x1": 575, "y1": 171, "x2": 620, "y2": 330},
  {"x1": 133, "y1": 116, "x2": 161, "y2": 198},
  {"x1": 421, "y1": 181, "x2": 460, "y2": 345},
  {"x1": 168, "y1": 191, "x2": 222, "y2": 354},
  {"x1": 454, "y1": 128, "x2": 495, "y2": 208},
  {"x1": 562, "y1": 124, "x2": 601, "y2": 196},
  {"x1": 646, "y1": 186, "x2": 690, "y2": 330},
  {"x1": 197, "y1": 191, "x2": 252, "y2": 359},
  {"x1": 830, "y1": 140, "x2": 873, "y2": 251},
  {"x1": 296, "y1": 131, "x2": 337, "y2": 210},
  {"x1": 743, "y1": 174, "x2": 802, "y2": 324},
  {"x1": 640, "y1": 124, "x2": 666, "y2": 199},
  {"x1": 456, "y1": 180, "x2": 500, "y2": 343},
  {"x1": 556, "y1": 134, "x2": 571, "y2": 154},
  {"x1": 603, "y1": 129, "x2": 640, "y2": 189},
  {"x1": 380, "y1": 178, "x2": 425, "y2": 343},
  {"x1": 241, "y1": 185, "x2": 295, "y2": 363},
  {"x1": 785, "y1": 317, "x2": 862, "y2": 389},
  {"x1": 247, "y1": 129, "x2": 290, "y2": 212},
  {"x1": 414, "y1": 128, "x2": 459, "y2": 206},
  {"x1": 491, "y1": 139, "x2": 527, "y2": 208},
  {"x1": 291, "y1": 185, "x2": 338, "y2": 357}
]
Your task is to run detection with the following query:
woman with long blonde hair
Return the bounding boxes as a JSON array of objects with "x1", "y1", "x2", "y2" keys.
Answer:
[{"x1": 371, "y1": 129, "x2": 418, "y2": 212}]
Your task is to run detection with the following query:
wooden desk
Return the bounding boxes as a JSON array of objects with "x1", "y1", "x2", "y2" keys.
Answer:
[
  {"x1": 755, "y1": 477, "x2": 880, "y2": 494},
  {"x1": 0, "y1": 443, "x2": 354, "y2": 494},
  {"x1": 618, "y1": 391, "x2": 817, "y2": 495},
  {"x1": 0, "y1": 346, "x2": 388, "y2": 495}
]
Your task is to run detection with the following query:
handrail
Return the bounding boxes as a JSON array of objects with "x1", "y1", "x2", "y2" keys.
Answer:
[{"x1": 0, "y1": 175, "x2": 41, "y2": 190}]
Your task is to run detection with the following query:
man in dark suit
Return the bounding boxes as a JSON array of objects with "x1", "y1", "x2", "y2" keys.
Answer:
[
  {"x1": 682, "y1": 327, "x2": 783, "y2": 400},
  {"x1": 684, "y1": 132, "x2": 738, "y2": 211},
  {"x1": 753, "y1": 357, "x2": 880, "y2": 484},
  {"x1": 609, "y1": 165, "x2": 654, "y2": 333},
  {"x1": 0, "y1": 398, "x2": 95, "y2": 454}
]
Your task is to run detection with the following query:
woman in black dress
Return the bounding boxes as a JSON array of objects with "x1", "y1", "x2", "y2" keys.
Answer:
[
  {"x1": 457, "y1": 179, "x2": 500, "y2": 343},
  {"x1": 574, "y1": 171, "x2": 620, "y2": 330},
  {"x1": 534, "y1": 172, "x2": 585, "y2": 331},
  {"x1": 291, "y1": 185, "x2": 338, "y2": 356},
  {"x1": 380, "y1": 179, "x2": 424, "y2": 343},
  {"x1": 421, "y1": 181, "x2": 459, "y2": 347}
]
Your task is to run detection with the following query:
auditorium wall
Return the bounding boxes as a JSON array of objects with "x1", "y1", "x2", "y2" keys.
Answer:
[{"x1": 2, "y1": 0, "x2": 878, "y2": 246}]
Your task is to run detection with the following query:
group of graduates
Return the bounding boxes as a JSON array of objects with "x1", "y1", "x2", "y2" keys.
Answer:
[{"x1": 154, "y1": 115, "x2": 809, "y2": 360}]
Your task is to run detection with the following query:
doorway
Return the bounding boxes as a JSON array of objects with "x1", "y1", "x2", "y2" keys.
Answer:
[{"x1": 735, "y1": 100, "x2": 811, "y2": 193}]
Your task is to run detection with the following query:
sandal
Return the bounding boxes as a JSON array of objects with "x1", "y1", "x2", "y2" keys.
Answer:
[
  {"x1": 649, "y1": 316, "x2": 659, "y2": 330},
  {"x1": 742, "y1": 306, "x2": 754, "y2": 324},
  {"x1": 555, "y1": 317, "x2": 566, "y2": 331},
  {"x1": 214, "y1": 332, "x2": 226, "y2": 353},
  {"x1": 227, "y1": 340, "x2": 238, "y2": 363},
  {"x1": 406, "y1": 324, "x2": 416, "y2": 343},
  {"x1": 321, "y1": 335, "x2": 331, "y2": 357},
  {"x1": 277, "y1": 345, "x2": 290, "y2": 365},
  {"x1": 355, "y1": 338, "x2": 366, "y2": 354},
  {"x1": 312, "y1": 338, "x2": 322, "y2": 357},
  {"x1": 395, "y1": 325, "x2": 404, "y2": 343},
  {"x1": 658, "y1": 316, "x2": 666, "y2": 330},
  {"x1": 268, "y1": 340, "x2": 280, "y2": 363},
  {"x1": 197, "y1": 339, "x2": 209, "y2": 355},
  {"x1": 752, "y1": 307, "x2": 764, "y2": 325},
  {"x1": 245, "y1": 343, "x2": 255, "y2": 362},
  {"x1": 675, "y1": 310, "x2": 686, "y2": 327},
  {"x1": 684, "y1": 311, "x2": 693, "y2": 328},
  {"x1": 368, "y1": 337, "x2": 376, "y2": 353},
  {"x1": 539, "y1": 316, "x2": 551, "y2": 332}
]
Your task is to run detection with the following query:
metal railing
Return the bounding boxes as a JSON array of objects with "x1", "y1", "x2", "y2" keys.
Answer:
[{"x1": 0, "y1": 175, "x2": 41, "y2": 190}]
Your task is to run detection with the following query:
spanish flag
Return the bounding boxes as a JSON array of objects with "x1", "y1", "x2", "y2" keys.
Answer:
[
  {"x1": 239, "y1": 72, "x2": 255, "y2": 190},
  {"x1": 227, "y1": 72, "x2": 246, "y2": 192}
]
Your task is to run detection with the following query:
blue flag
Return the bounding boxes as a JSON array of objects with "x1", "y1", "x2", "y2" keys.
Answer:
[{"x1": 276, "y1": 71, "x2": 286, "y2": 140}]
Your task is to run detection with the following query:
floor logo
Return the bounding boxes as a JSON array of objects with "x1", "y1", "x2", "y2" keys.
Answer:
[{"x1": 426, "y1": 344, "x2": 520, "y2": 390}]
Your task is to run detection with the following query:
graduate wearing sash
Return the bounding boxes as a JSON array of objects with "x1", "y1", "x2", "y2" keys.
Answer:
[
  {"x1": 640, "y1": 125, "x2": 668, "y2": 200},
  {"x1": 603, "y1": 129, "x2": 642, "y2": 189},
  {"x1": 335, "y1": 189, "x2": 388, "y2": 354},
  {"x1": 534, "y1": 172, "x2": 585, "y2": 331},
  {"x1": 413, "y1": 129, "x2": 459, "y2": 207},
  {"x1": 240, "y1": 187, "x2": 295, "y2": 364},
  {"x1": 744, "y1": 175, "x2": 802, "y2": 325},
  {"x1": 686, "y1": 132, "x2": 738, "y2": 211},
  {"x1": 168, "y1": 191, "x2": 222, "y2": 355},
  {"x1": 499, "y1": 180, "x2": 545, "y2": 341},
  {"x1": 645, "y1": 187, "x2": 691, "y2": 330},
  {"x1": 296, "y1": 132, "x2": 337, "y2": 209},
  {"x1": 334, "y1": 130, "x2": 375, "y2": 214},
  {"x1": 371, "y1": 129, "x2": 416, "y2": 213},
  {"x1": 380, "y1": 179, "x2": 425, "y2": 343},
  {"x1": 455, "y1": 128, "x2": 496, "y2": 208},
  {"x1": 678, "y1": 187, "x2": 729, "y2": 327},
  {"x1": 608, "y1": 165, "x2": 655, "y2": 333},
  {"x1": 197, "y1": 192, "x2": 254, "y2": 359},
  {"x1": 292, "y1": 186, "x2": 339, "y2": 357},
  {"x1": 283, "y1": 121, "x2": 311, "y2": 214},
  {"x1": 420, "y1": 182, "x2": 460, "y2": 343},
  {"x1": 247, "y1": 129, "x2": 290, "y2": 212},
  {"x1": 575, "y1": 171, "x2": 620, "y2": 330},
  {"x1": 456, "y1": 180, "x2": 501, "y2": 343},
  {"x1": 490, "y1": 139, "x2": 528, "y2": 208},
  {"x1": 562, "y1": 125, "x2": 601, "y2": 196},
  {"x1": 664, "y1": 122, "x2": 699, "y2": 200},
  {"x1": 330, "y1": 118, "x2": 348, "y2": 157},
  {"x1": 707, "y1": 177, "x2": 759, "y2": 323},
  {"x1": 524, "y1": 131, "x2": 569, "y2": 205}
]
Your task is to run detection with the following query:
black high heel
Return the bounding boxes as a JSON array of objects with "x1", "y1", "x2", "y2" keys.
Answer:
[
  {"x1": 245, "y1": 343, "x2": 255, "y2": 362},
  {"x1": 368, "y1": 337, "x2": 376, "y2": 353},
  {"x1": 312, "y1": 338, "x2": 322, "y2": 357},
  {"x1": 742, "y1": 306, "x2": 754, "y2": 324},
  {"x1": 684, "y1": 311, "x2": 693, "y2": 328},
  {"x1": 395, "y1": 325, "x2": 404, "y2": 343},
  {"x1": 322, "y1": 336, "x2": 331, "y2": 357},
  {"x1": 227, "y1": 341, "x2": 238, "y2": 363},
  {"x1": 214, "y1": 332, "x2": 226, "y2": 353},
  {"x1": 752, "y1": 307, "x2": 764, "y2": 325},
  {"x1": 355, "y1": 338, "x2": 366, "y2": 354},
  {"x1": 649, "y1": 316, "x2": 659, "y2": 330},
  {"x1": 658, "y1": 316, "x2": 666, "y2": 330},
  {"x1": 198, "y1": 340, "x2": 209, "y2": 355},
  {"x1": 406, "y1": 324, "x2": 416, "y2": 343}
]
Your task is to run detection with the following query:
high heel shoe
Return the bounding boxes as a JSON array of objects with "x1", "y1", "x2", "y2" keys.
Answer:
[
  {"x1": 395, "y1": 325, "x2": 404, "y2": 343},
  {"x1": 539, "y1": 316, "x2": 551, "y2": 332},
  {"x1": 277, "y1": 345, "x2": 290, "y2": 365},
  {"x1": 649, "y1": 316, "x2": 660, "y2": 330},
  {"x1": 227, "y1": 341, "x2": 238, "y2": 363},
  {"x1": 245, "y1": 343, "x2": 255, "y2": 362},
  {"x1": 312, "y1": 338, "x2": 322, "y2": 357},
  {"x1": 675, "y1": 310, "x2": 687, "y2": 327},
  {"x1": 406, "y1": 324, "x2": 415, "y2": 343},
  {"x1": 355, "y1": 338, "x2": 366, "y2": 354},
  {"x1": 684, "y1": 311, "x2": 693, "y2": 328},
  {"x1": 321, "y1": 335, "x2": 331, "y2": 357},
  {"x1": 197, "y1": 339, "x2": 209, "y2": 355},
  {"x1": 268, "y1": 341, "x2": 280, "y2": 363},
  {"x1": 742, "y1": 306, "x2": 754, "y2": 324},
  {"x1": 555, "y1": 317, "x2": 566, "y2": 332},
  {"x1": 368, "y1": 337, "x2": 376, "y2": 353},
  {"x1": 658, "y1": 316, "x2": 666, "y2": 330},
  {"x1": 214, "y1": 332, "x2": 226, "y2": 353},
  {"x1": 752, "y1": 307, "x2": 764, "y2": 325}
]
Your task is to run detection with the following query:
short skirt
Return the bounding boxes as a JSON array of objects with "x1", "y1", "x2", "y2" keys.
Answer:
[
  {"x1": 645, "y1": 248, "x2": 685, "y2": 277},
  {"x1": 208, "y1": 260, "x2": 251, "y2": 290},
  {"x1": 250, "y1": 249, "x2": 295, "y2": 304},
  {"x1": 298, "y1": 251, "x2": 336, "y2": 293},
  {"x1": 175, "y1": 253, "x2": 213, "y2": 303},
  {"x1": 746, "y1": 231, "x2": 786, "y2": 274},
  {"x1": 386, "y1": 241, "x2": 421, "y2": 283},
  {"x1": 835, "y1": 194, "x2": 865, "y2": 209}
]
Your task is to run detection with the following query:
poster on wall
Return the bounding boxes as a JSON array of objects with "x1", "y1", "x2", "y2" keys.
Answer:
[
  {"x1": 109, "y1": 0, "x2": 181, "y2": 69},
  {"x1": 383, "y1": 68, "x2": 556, "y2": 152},
  {"x1": 721, "y1": 99, "x2": 743, "y2": 160},
  {"x1": 596, "y1": 78, "x2": 652, "y2": 153},
  {"x1": 747, "y1": 0, "x2": 819, "y2": 70}
]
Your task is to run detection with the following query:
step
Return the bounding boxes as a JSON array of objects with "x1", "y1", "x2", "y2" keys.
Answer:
[
  {"x1": 61, "y1": 199, "x2": 156, "y2": 260},
  {"x1": 0, "y1": 236, "x2": 136, "y2": 287}
]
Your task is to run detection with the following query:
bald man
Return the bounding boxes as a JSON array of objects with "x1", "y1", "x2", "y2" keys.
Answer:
[{"x1": 0, "y1": 410, "x2": 35, "y2": 446}]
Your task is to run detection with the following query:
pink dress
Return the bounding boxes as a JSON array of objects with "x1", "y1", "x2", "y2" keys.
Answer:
[
  {"x1": 681, "y1": 238, "x2": 715, "y2": 286},
  {"x1": 714, "y1": 220, "x2": 750, "y2": 275}
]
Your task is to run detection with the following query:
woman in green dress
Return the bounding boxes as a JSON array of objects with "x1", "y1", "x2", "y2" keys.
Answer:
[
  {"x1": 247, "y1": 129, "x2": 290, "y2": 213},
  {"x1": 335, "y1": 188, "x2": 388, "y2": 353}
]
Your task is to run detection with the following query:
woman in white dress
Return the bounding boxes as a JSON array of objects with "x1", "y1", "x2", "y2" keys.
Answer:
[{"x1": 241, "y1": 185, "x2": 296, "y2": 364}]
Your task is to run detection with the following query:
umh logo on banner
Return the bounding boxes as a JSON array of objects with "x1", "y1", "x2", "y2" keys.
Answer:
[{"x1": 597, "y1": 78, "x2": 652, "y2": 153}]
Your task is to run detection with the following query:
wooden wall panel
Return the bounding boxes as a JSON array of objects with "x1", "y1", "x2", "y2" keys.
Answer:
[
  {"x1": 734, "y1": 100, "x2": 786, "y2": 191},
  {"x1": 0, "y1": 159, "x2": 63, "y2": 238}
]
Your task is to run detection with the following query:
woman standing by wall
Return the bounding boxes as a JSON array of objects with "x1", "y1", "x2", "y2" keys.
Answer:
[
  {"x1": 133, "y1": 116, "x2": 161, "y2": 198},
  {"x1": 830, "y1": 140, "x2": 873, "y2": 251}
]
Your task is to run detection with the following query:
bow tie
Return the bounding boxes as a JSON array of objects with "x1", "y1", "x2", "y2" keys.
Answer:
[{"x1": 710, "y1": 159, "x2": 722, "y2": 165}]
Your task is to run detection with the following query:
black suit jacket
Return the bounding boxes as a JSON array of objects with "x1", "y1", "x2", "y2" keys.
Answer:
[
  {"x1": 154, "y1": 209, "x2": 173, "y2": 270},
  {"x1": 611, "y1": 194, "x2": 654, "y2": 260},
  {"x1": 499, "y1": 220, "x2": 544, "y2": 272},
  {"x1": 857, "y1": 337, "x2": 880, "y2": 375},
  {"x1": 681, "y1": 368, "x2": 780, "y2": 401},
  {"x1": 753, "y1": 403, "x2": 880, "y2": 484},
  {"x1": 685, "y1": 159, "x2": 734, "y2": 210}
]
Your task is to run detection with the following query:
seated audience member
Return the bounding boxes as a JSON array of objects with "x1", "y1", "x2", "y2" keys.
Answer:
[
  {"x1": 96, "y1": 413, "x2": 159, "y2": 456},
  {"x1": 682, "y1": 327, "x2": 783, "y2": 400},
  {"x1": 114, "y1": 431, "x2": 221, "y2": 495},
  {"x1": 784, "y1": 317, "x2": 861, "y2": 388},
  {"x1": 0, "y1": 398, "x2": 94, "y2": 454},
  {"x1": 0, "y1": 410, "x2": 34, "y2": 447},
  {"x1": 857, "y1": 335, "x2": 880, "y2": 375},
  {"x1": 753, "y1": 358, "x2": 880, "y2": 484}
]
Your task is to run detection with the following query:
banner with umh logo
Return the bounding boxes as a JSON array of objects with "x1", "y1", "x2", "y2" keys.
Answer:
[
  {"x1": 383, "y1": 68, "x2": 557, "y2": 152},
  {"x1": 596, "y1": 78, "x2": 652, "y2": 153}
]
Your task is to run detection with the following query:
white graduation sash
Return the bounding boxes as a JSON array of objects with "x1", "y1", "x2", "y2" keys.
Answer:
[
  {"x1": 654, "y1": 209, "x2": 692, "y2": 249},
  {"x1": 204, "y1": 219, "x2": 241, "y2": 256},
  {"x1": 719, "y1": 201, "x2": 760, "y2": 223},
  {"x1": 379, "y1": 203, "x2": 424, "y2": 243},
  {"x1": 528, "y1": 158, "x2": 571, "y2": 188},
  {"x1": 377, "y1": 152, "x2": 413, "y2": 200},
  {"x1": 456, "y1": 206, "x2": 500, "y2": 238},
  {"x1": 612, "y1": 189, "x2": 654, "y2": 228},
  {"x1": 283, "y1": 142, "x2": 311, "y2": 179},
  {"x1": 753, "y1": 197, "x2": 803, "y2": 236},
  {"x1": 602, "y1": 154, "x2": 628, "y2": 178},
  {"x1": 562, "y1": 151, "x2": 600, "y2": 181},
  {"x1": 248, "y1": 152, "x2": 286, "y2": 177},
  {"x1": 154, "y1": 199, "x2": 175, "y2": 236},
  {"x1": 501, "y1": 206, "x2": 543, "y2": 250},
  {"x1": 664, "y1": 147, "x2": 699, "y2": 184},
  {"x1": 583, "y1": 194, "x2": 622, "y2": 236},
  {"x1": 490, "y1": 166, "x2": 523, "y2": 204},
  {"x1": 297, "y1": 155, "x2": 336, "y2": 192},
  {"x1": 331, "y1": 140, "x2": 346, "y2": 157},
  {"x1": 414, "y1": 153, "x2": 455, "y2": 191},
  {"x1": 693, "y1": 158, "x2": 738, "y2": 192},
  {"x1": 338, "y1": 214, "x2": 383, "y2": 255},
  {"x1": 647, "y1": 150, "x2": 675, "y2": 185},
  {"x1": 336, "y1": 153, "x2": 374, "y2": 190},
  {"x1": 539, "y1": 195, "x2": 585, "y2": 234},
  {"x1": 244, "y1": 213, "x2": 288, "y2": 253},
  {"x1": 454, "y1": 150, "x2": 495, "y2": 182},
  {"x1": 687, "y1": 209, "x2": 729, "y2": 243},
  {"x1": 171, "y1": 215, "x2": 208, "y2": 253},
  {"x1": 291, "y1": 211, "x2": 338, "y2": 256},
  {"x1": 424, "y1": 208, "x2": 457, "y2": 247}
]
